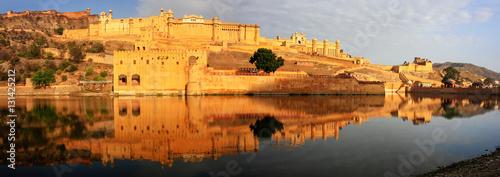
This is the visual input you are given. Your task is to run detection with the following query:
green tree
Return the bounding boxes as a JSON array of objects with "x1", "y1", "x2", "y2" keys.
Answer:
[
  {"x1": 31, "y1": 69, "x2": 56, "y2": 88},
  {"x1": 55, "y1": 27, "x2": 64, "y2": 35},
  {"x1": 0, "y1": 38, "x2": 7, "y2": 46},
  {"x1": 93, "y1": 75, "x2": 106, "y2": 81},
  {"x1": 62, "y1": 75, "x2": 67, "y2": 81},
  {"x1": 67, "y1": 41, "x2": 85, "y2": 63},
  {"x1": 484, "y1": 77, "x2": 495, "y2": 85},
  {"x1": 249, "y1": 48, "x2": 285, "y2": 73},
  {"x1": 85, "y1": 67, "x2": 93, "y2": 76},
  {"x1": 87, "y1": 42, "x2": 105, "y2": 53},
  {"x1": 66, "y1": 65, "x2": 78, "y2": 72},
  {"x1": 100, "y1": 71, "x2": 108, "y2": 77},
  {"x1": 441, "y1": 67, "x2": 461, "y2": 84}
]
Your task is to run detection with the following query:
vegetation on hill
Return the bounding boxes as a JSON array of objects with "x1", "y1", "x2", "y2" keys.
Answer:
[
  {"x1": 434, "y1": 62, "x2": 500, "y2": 81},
  {"x1": 31, "y1": 69, "x2": 55, "y2": 88},
  {"x1": 249, "y1": 48, "x2": 284, "y2": 73},
  {"x1": 442, "y1": 67, "x2": 461, "y2": 84}
]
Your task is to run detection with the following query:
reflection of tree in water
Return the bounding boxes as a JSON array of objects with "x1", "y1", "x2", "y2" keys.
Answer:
[
  {"x1": 249, "y1": 116, "x2": 283, "y2": 138},
  {"x1": 441, "y1": 99, "x2": 462, "y2": 119}
]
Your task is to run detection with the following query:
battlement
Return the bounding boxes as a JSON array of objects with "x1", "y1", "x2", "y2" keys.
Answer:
[{"x1": 1, "y1": 8, "x2": 96, "y2": 20}]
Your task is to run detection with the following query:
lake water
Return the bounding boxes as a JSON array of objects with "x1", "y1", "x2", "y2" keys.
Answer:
[{"x1": 1, "y1": 94, "x2": 499, "y2": 177}]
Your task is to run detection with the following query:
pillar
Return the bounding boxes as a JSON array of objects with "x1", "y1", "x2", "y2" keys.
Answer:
[
  {"x1": 323, "y1": 39, "x2": 328, "y2": 56},
  {"x1": 335, "y1": 40, "x2": 340, "y2": 57},
  {"x1": 213, "y1": 16, "x2": 219, "y2": 41},
  {"x1": 312, "y1": 38, "x2": 317, "y2": 54},
  {"x1": 254, "y1": 25, "x2": 260, "y2": 45},
  {"x1": 238, "y1": 24, "x2": 244, "y2": 42}
]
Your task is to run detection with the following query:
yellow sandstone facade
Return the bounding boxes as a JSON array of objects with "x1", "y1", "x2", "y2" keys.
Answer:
[{"x1": 65, "y1": 9, "x2": 260, "y2": 45}]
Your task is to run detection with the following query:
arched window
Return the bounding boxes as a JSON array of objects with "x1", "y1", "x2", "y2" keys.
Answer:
[
  {"x1": 147, "y1": 60, "x2": 149, "y2": 64},
  {"x1": 132, "y1": 101, "x2": 140, "y2": 116},
  {"x1": 133, "y1": 60, "x2": 136, "y2": 64},
  {"x1": 132, "y1": 74, "x2": 140, "y2": 86},
  {"x1": 143, "y1": 46, "x2": 146, "y2": 50},
  {"x1": 120, "y1": 60, "x2": 123, "y2": 64},
  {"x1": 118, "y1": 74, "x2": 127, "y2": 85},
  {"x1": 137, "y1": 47, "x2": 140, "y2": 50},
  {"x1": 119, "y1": 104, "x2": 127, "y2": 116},
  {"x1": 189, "y1": 56, "x2": 197, "y2": 65}
]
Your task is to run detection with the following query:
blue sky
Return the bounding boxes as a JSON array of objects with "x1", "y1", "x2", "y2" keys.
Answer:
[{"x1": 1, "y1": 0, "x2": 499, "y2": 72}]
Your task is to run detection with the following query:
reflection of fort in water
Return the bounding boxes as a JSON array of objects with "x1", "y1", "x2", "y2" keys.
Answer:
[
  {"x1": 62, "y1": 94, "x2": 468, "y2": 167},
  {"x1": 7, "y1": 94, "x2": 498, "y2": 167}
]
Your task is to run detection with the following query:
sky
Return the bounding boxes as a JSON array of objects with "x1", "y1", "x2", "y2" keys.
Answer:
[{"x1": 1, "y1": 0, "x2": 499, "y2": 72}]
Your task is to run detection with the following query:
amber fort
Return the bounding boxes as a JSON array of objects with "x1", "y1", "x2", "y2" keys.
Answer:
[{"x1": 58, "y1": 8, "x2": 436, "y2": 95}]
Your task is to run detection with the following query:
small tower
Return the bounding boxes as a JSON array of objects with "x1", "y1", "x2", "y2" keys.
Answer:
[
  {"x1": 166, "y1": 9, "x2": 173, "y2": 19},
  {"x1": 323, "y1": 39, "x2": 329, "y2": 56},
  {"x1": 160, "y1": 8, "x2": 164, "y2": 15},
  {"x1": 87, "y1": 8, "x2": 90, "y2": 14},
  {"x1": 312, "y1": 38, "x2": 317, "y2": 54},
  {"x1": 108, "y1": 9, "x2": 113, "y2": 19},
  {"x1": 335, "y1": 40, "x2": 340, "y2": 57}
]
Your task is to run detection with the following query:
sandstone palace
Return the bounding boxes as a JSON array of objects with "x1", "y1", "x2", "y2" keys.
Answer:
[{"x1": 62, "y1": 9, "x2": 398, "y2": 96}]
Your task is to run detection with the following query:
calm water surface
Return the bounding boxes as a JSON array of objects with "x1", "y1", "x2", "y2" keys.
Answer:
[{"x1": 0, "y1": 94, "x2": 499, "y2": 177}]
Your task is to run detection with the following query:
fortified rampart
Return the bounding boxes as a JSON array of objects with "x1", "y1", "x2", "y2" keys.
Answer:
[
  {"x1": 113, "y1": 49, "x2": 385, "y2": 96},
  {"x1": 408, "y1": 86, "x2": 500, "y2": 95},
  {"x1": 1, "y1": 8, "x2": 98, "y2": 21},
  {"x1": 65, "y1": 9, "x2": 260, "y2": 45},
  {"x1": 393, "y1": 57, "x2": 433, "y2": 73},
  {"x1": 85, "y1": 53, "x2": 114, "y2": 64}
]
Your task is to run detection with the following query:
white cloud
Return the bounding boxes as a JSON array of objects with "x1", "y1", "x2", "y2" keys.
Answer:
[
  {"x1": 474, "y1": 8, "x2": 494, "y2": 22},
  {"x1": 135, "y1": 0, "x2": 499, "y2": 71}
]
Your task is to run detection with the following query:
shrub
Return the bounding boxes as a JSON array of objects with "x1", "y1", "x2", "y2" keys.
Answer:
[
  {"x1": 23, "y1": 72, "x2": 32, "y2": 79},
  {"x1": 66, "y1": 65, "x2": 78, "y2": 72},
  {"x1": 62, "y1": 75, "x2": 67, "y2": 81},
  {"x1": 56, "y1": 70, "x2": 62, "y2": 75},
  {"x1": 85, "y1": 66, "x2": 93, "y2": 76},
  {"x1": 58, "y1": 60, "x2": 70, "y2": 70},
  {"x1": 67, "y1": 41, "x2": 85, "y2": 63},
  {"x1": 93, "y1": 76, "x2": 106, "y2": 81},
  {"x1": 43, "y1": 52, "x2": 54, "y2": 60},
  {"x1": 100, "y1": 71, "x2": 107, "y2": 77},
  {"x1": 55, "y1": 27, "x2": 64, "y2": 35},
  {"x1": 87, "y1": 42, "x2": 105, "y2": 53}
]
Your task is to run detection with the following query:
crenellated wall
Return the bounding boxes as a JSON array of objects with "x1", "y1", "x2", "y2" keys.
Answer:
[
  {"x1": 113, "y1": 49, "x2": 385, "y2": 96},
  {"x1": 69, "y1": 9, "x2": 260, "y2": 45}
]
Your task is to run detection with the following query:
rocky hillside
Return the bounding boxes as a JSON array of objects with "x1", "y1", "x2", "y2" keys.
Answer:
[{"x1": 433, "y1": 62, "x2": 500, "y2": 81}]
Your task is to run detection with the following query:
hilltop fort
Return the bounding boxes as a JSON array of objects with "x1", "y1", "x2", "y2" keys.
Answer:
[{"x1": 0, "y1": 8, "x2": 452, "y2": 96}]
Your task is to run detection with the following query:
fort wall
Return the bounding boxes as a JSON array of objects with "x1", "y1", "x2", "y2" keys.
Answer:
[
  {"x1": 1, "y1": 9, "x2": 97, "y2": 20},
  {"x1": 113, "y1": 49, "x2": 385, "y2": 96},
  {"x1": 408, "y1": 86, "x2": 500, "y2": 95},
  {"x1": 85, "y1": 53, "x2": 114, "y2": 64}
]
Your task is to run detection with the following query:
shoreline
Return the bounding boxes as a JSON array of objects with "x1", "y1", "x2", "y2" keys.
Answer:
[{"x1": 417, "y1": 146, "x2": 500, "y2": 176}]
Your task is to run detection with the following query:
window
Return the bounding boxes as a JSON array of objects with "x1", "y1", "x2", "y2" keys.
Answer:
[
  {"x1": 132, "y1": 74, "x2": 140, "y2": 86},
  {"x1": 120, "y1": 60, "x2": 123, "y2": 64},
  {"x1": 133, "y1": 60, "x2": 136, "y2": 64},
  {"x1": 147, "y1": 60, "x2": 149, "y2": 64},
  {"x1": 118, "y1": 74, "x2": 127, "y2": 85}
]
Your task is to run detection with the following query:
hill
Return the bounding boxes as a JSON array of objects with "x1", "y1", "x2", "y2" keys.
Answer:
[{"x1": 433, "y1": 62, "x2": 500, "y2": 81}]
